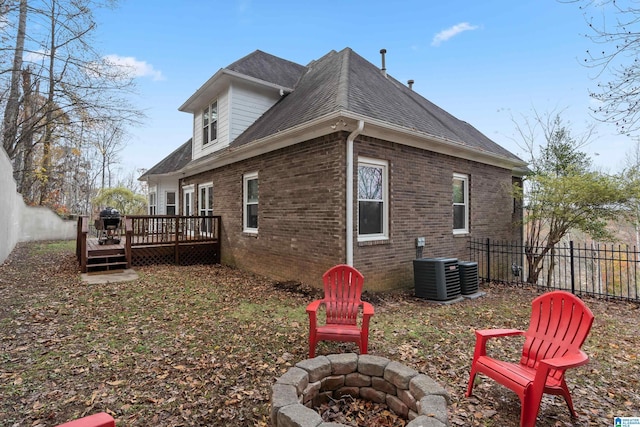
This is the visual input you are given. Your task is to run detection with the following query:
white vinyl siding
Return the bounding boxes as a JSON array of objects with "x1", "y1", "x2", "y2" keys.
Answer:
[
  {"x1": 191, "y1": 82, "x2": 281, "y2": 161},
  {"x1": 229, "y1": 82, "x2": 281, "y2": 142},
  {"x1": 147, "y1": 180, "x2": 179, "y2": 215},
  {"x1": 193, "y1": 91, "x2": 229, "y2": 160}
]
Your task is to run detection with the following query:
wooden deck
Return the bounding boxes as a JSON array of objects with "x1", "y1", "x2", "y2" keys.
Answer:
[
  {"x1": 76, "y1": 215, "x2": 221, "y2": 273},
  {"x1": 87, "y1": 237, "x2": 125, "y2": 252}
]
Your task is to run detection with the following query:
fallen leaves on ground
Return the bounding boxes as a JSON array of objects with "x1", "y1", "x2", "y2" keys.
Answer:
[
  {"x1": 317, "y1": 396, "x2": 405, "y2": 426},
  {"x1": 0, "y1": 241, "x2": 638, "y2": 426}
]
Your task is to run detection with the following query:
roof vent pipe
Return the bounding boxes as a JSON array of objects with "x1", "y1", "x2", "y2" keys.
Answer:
[
  {"x1": 408, "y1": 79, "x2": 414, "y2": 90},
  {"x1": 380, "y1": 49, "x2": 387, "y2": 77}
]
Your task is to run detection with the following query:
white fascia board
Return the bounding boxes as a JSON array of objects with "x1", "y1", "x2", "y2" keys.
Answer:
[
  {"x1": 179, "y1": 69, "x2": 293, "y2": 113},
  {"x1": 341, "y1": 111, "x2": 528, "y2": 172},
  {"x1": 178, "y1": 110, "x2": 528, "y2": 177}
]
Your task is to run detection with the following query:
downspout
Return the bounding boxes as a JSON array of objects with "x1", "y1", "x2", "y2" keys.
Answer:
[{"x1": 346, "y1": 120, "x2": 364, "y2": 266}]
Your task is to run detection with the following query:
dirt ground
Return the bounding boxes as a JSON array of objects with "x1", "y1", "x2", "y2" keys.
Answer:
[{"x1": 1, "y1": 241, "x2": 639, "y2": 426}]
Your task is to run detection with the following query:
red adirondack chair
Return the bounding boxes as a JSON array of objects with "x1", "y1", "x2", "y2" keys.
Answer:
[
  {"x1": 56, "y1": 412, "x2": 115, "y2": 427},
  {"x1": 466, "y1": 291, "x2": 594, "y2": 427},
  {"x1": 306, "y1": 264, "x2": 374, "y2": 358}
]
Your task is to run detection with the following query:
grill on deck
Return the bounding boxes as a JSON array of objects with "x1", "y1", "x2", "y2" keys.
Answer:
[{"x1": 95, "y1": 207, "x2": 121, "y2": 245}]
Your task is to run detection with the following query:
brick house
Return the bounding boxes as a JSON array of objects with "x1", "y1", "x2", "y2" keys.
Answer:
[{"x1": 140, "y1": 48, "x2": 526, "y2": 291}]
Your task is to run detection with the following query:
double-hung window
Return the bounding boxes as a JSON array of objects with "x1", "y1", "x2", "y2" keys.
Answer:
[
  {"x1": 243, "y1": 172, "x2": 258, "y2": 233},
  {"x1": 453, "y1": 173, "x2": 469, "y2": 234},
  {"x1": 202, "y1": 100, "x2": 217, "y2": 145},
  {"x1": 199, "y1": 183, "x2": 213, "y2": 234},
  {"x1": 183, "y1": 185, "x2": 195, "y2": 233},
  {"x1": 357, "y1": 158, "x2": 388, "y2": 241},
  {"x1": 149, "y1": 192, "x2": 156, "y2": 215},
  {"x1": 183, "y1": 185, "x2": 194, "y2": 216},
  {"x1": 166, "y1": 191, "x2": 176, "y2": 215}
]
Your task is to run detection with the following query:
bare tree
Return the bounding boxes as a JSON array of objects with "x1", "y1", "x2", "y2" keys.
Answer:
[
  {"x1": 621, "y1": 138, "x2": 640, "y2": 258},
  {"x1": 0, "y1": 0, "x2": 144, "y2": 210},
  {"x1": 570, "y1": 0, "x2": 640, "y2": 134},
  {"x1": 89, "y1": 121, "x2": 125, "y2": 189}
]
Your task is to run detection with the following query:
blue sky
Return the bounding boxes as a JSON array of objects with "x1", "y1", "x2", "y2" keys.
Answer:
[{"x1": 93, "y1": 0, "x2": 634, "y2": 177}]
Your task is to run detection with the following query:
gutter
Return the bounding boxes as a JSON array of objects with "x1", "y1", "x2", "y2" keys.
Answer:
[{"x1": 346, "y1": 120, "x2": 364, "y2": 266}]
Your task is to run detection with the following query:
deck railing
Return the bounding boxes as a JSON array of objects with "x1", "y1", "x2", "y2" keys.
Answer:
[
  {"x1": 125, "y1": 215, "x2": 220, "y2": 245},
  {"x1": 77, "y1": 215, "x2": 221, "y2": 270}
]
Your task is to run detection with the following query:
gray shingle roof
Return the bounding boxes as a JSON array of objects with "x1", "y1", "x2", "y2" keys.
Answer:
[
  {"x1": 231, "y1": 48, "x2": 521, "y2": 162},
  {"x1": 139, "y1": 139, "x2": 192, "y2": 179},
  {"x1": 226, "y1": 50, "x2": 307, "y2": 89}
]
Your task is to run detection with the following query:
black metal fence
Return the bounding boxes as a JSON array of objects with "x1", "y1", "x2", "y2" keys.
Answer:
[{"x1": 468, "y1": 238, "x2": 640, "y2": 303}]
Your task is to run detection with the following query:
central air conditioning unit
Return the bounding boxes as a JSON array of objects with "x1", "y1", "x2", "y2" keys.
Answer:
[
  {"x1": 413, "y1": 257, "x2": 461, "y2": 301},
  {"x1": 458, "y1": 261, "x2": 479, "y2": 295}
]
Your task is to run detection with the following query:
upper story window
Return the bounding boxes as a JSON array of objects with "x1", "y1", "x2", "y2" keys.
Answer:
[
  {"x1": 453, "y1": 173, "x2": 469, "y2": 234},
  {"x1": 357, "y1": 157, "x2": 388, "y2": 241},
  {"x1": 243, "y1": 172, "x2": 258, "y2": 233},
  {"x1": 202, "y1": 100, "x2": 218, "y2": 145}
]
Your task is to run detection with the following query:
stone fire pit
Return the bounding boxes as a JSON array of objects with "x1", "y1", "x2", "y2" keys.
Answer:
[{"x1": 270, "y1": 353, "x2": 450, "y2": 426}]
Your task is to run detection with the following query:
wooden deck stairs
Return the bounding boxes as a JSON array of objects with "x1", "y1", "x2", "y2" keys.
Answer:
[{"x1": 86, "y1": 239, "x2": 128, "y2": 274}]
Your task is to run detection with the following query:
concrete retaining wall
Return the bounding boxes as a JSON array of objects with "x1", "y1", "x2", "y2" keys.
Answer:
[{"x1": 0, "y1": 148, "x2": 76, "y2": 264}]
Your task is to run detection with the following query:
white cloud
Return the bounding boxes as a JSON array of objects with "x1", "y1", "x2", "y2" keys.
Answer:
[
  {"x1": 103, "y1": 54, "x2": 165, "y2": 81},
  {"x1": 431, "y1": 22, "x2": 479, "y2": 47}
]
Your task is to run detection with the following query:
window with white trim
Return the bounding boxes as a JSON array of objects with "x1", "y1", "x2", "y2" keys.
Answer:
[
  {"x1": 357, "y1": 158, "x2": 388, "y2": 241},
  {"x1": 243, "y1": 172, "x2": 258, "y2": 233},
  {"x1": 182, "y1": 185, "x2": 195, "y2": 233},
  {"x1": 199, "y1": 183, "x2": 213, "y2": 234},
  {"x1": 202, "y1": 100, "x2": 217, "y2": 145},
  {"x1": 183, "y1": 185, "x2": 194, "y2": 216},
  {"x1": 149, "y1": 192, "x2": 156, "y2": 215},
  {"x1": 453, "y1": 173, "x2": 469, "y2": 234},
  {"x1": 166, "y1": 191, "x2": 176, "y2": 215}
]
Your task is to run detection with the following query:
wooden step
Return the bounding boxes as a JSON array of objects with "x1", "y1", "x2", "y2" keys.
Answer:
[
  {"x1": 86, "y1": 247, "x2": 128, "y2": 273},
  {"x1": 88, "y1": 253, "x2": 126, "y2": 262}
]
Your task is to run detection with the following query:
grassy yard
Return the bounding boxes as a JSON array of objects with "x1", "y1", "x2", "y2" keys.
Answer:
[{"x1": 0, "y1": 241, "x2": 638, "y2": 426}]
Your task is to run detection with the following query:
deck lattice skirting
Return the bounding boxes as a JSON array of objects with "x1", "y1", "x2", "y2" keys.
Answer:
[{"x1": 271, "y1": 353, "x2": 450, "y2": 426}]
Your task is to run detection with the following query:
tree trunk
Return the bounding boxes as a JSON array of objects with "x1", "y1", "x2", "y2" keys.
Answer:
[
  {"x1": 3, "y1": 0, "x2": 28, "y2": 159},
  {"x1": 39, "y1": 0, "x2": 58, "y2": 206},
  {"x1": 16, "y1": 68, "x2": 36, "y2": 199}
]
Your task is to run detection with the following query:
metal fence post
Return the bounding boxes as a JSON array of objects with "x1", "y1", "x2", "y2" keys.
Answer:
[
  {"x1": 570, "y1": 240, "x2": 575, "y2": 294},
  {"x1": 486, "y1": 237, "x2": 491, "y2": 282}
]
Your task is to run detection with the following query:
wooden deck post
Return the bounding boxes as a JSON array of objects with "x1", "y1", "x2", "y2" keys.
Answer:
[
  {"x1": 78, "y1": 216, "x2": 88, "y2": 273},
  {"x1": 125, "y1": 217, "x2": 132, "y2": 269},
  {"x1": 174, "y1": 216, "x2": 180, "y2": 265}
]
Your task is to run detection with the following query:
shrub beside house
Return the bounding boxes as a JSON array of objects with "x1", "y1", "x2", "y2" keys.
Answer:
[{"x1": 140, "y1": 47, "x2": 526, "y2": 291}]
